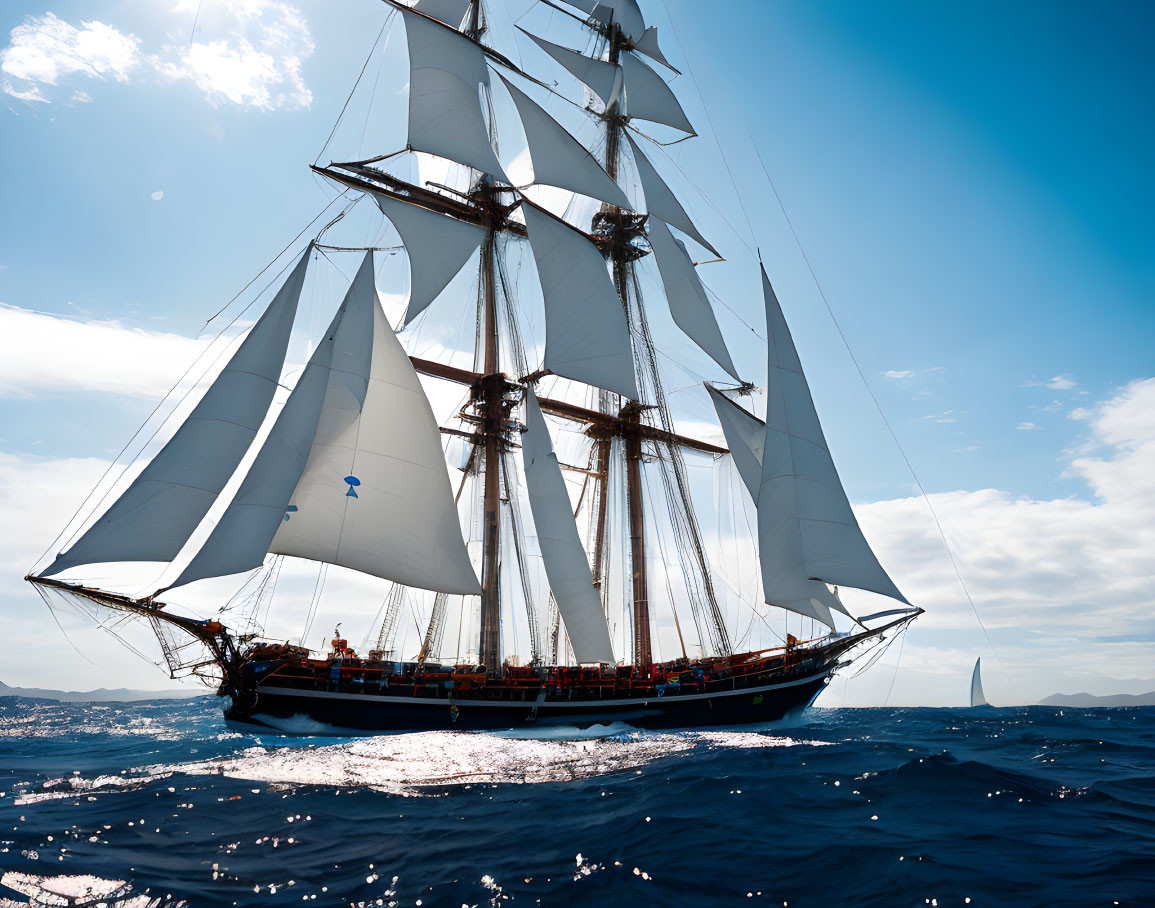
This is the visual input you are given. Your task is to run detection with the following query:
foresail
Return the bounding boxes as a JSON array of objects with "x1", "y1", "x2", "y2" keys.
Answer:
[
  {"x1": 269, "y1": 254, "x2": 481, "y2": 595},
  {"x1": 633, "y1": 27, "x2": 676, "y2": 72},
  {"x1": 521, "y1": 389, "x2": 616, "y2": 664},
  {"x1": 970, "y1": 658, "x2": 988, "y2": 707},
  {"x1": 43, "y1": 246, "x2": 312, "y2": 577},
  {"x1": 497, "y1": 74, "x2": 631, "y2": 210},
  {"x1": 624, "y1": 132, "x2": 719, "y2": 258},
  {"x1": 621, "y1": 51, "x2": 694, "y2": 134},
  {"x1": 756, "y1": 265, "x2": 909, "y2": 606},
  {"x1": 521, "y1": 202, "x2": 639, "y2": 401},
  {"x1": 648, "y1": 219, "x2": 738, "y2": 380},
  {"x1": 707, "y1": 385, "x2": 848, "y2": 626},
  {"x1": 372, "y1": 191, "x2": 485, "y2": 327},
  {"x1": 402, "y1": 8, "x2": 508, "y2": 181},
  {"x1": 520, "y1": 29, "x2": 621, "y2": 111}
]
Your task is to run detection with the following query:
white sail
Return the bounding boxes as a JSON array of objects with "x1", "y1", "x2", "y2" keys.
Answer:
[
  {"x1": 970, "y1": 658, "x2": 989, "y2": 707},
  {"x1": 707, "y1": 385, "x2": 847, "y2": 626},
  {"x1": 647, "y1": 219, "x2": 738, "y2": 380},
  {"x1": 520, "y1": 30, "x2": 621, "y2": 111},
  {"x1": 168, "y1": 280, "x2": 349, "y2": 590},
  {"x1": 624, "y1": 132, "x2": 719, "y2": 258},
  {"x1": 633, "y1": 27, "x2": 676, "y2": 72},
  {"x1": 756, "y1": 265, "x2": 909, "y2": 606},
  {"x1": 372, "y1": 191, "x2": 485, "y2": 327},
  {"x1": 521, "y1": 202, "x2": 639, "y2": 401},
  {"x1": 43, "y1": 246, "x2": 312, "y2": 577},
  {"x1": 269, "y1": 253, "x2": 481, "y2": 595},
  {"x1": 498, "y1": 74, "x2": 631, "y2": 210},
  {"x1": 412, "y1": 0, "x2": 470, "y2": 27},
  {"x1": 621, "y1": 51, "x2": 694, "y2": 134},
  {"x1": 577, "y1": 0, "x2": 645, "y2": 42},
  {"x1": 521, "y1": 389, "x2": 616, "y2": 664},
  {"x1": 402, "y1": 8, "x2": 508, "y2": 181}
]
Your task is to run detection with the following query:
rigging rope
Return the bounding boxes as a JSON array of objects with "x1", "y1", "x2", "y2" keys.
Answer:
[{"x1": 749, "y1": 141, "x2": 1024, "y2": 703}]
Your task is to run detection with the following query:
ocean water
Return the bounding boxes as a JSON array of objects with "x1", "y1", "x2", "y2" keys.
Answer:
[{"x1": 1, "y1": 697, "x2": 1152, "y2": 907}]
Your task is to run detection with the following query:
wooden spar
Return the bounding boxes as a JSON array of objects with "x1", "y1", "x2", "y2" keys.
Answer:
[
  {"x1": 477, "y1": 205, "x2": 503, "y2": 676},
  {"x1": 590, "y1": 436, "x2": 611, "y2": 589},
  {"x1": 410, "y1": 357, "x2": 728, "y2": 455}
]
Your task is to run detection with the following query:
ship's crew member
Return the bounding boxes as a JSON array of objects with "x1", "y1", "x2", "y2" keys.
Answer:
[{"x1": 786, "y1": 633, "x2": 798, "y2": 651}]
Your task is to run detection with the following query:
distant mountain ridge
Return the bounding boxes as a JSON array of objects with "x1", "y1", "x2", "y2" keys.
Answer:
[
  {"x1": 0, "y1": 680, "x2": 204, "y2": 703},
  {"x1": 1040, "y1": 690, "x2": 1155, "y2": 708}
]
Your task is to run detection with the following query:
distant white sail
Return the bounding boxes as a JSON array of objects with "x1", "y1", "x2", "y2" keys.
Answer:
[
  {"x1": 521, "y1": 202, "x2": 639, "y2": 401},
  {"x1": 412, "y1": 0, "x2": 470, "y2": 28},
  {"x1": 621, "y1": 51, "x2": 694, "y2": 134},
  {"x1": 521, "y1": 30, "x2": 621, "y2": 111},
  {"x1": 647, "y1": 219, "x2": 738, "y2": 380},
  {"x1": 521, "y1": 389, "x2": 616, "y2": 664},
  {"x1": 402, "y1": 8, "x2": 508, "y2": 181},
  {"x1": 707, "y1": 385, "x2": 848, "y2": 626},
  {"x1": 43, "y1": 246, "x2": 312, "y2": 577},
  {"x1": 755, "y1": 265, "x2": 909, "y2": 606},
  {"x1": 498, "y1": 74, "x2": 631, "y2": 210},
  {"x1": 970, "y1": 658, "x2": 989, "y2": 707},
  {"x1": 624, "y1": 133, "x2": 719, "y2": 258},
  {"x1": 372, "y1": 191, "x2": 485, "y2": 327}
]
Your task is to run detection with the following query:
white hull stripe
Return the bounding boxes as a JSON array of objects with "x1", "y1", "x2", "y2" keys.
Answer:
[{"x1": 257, "y1": 670, "x2": 831, "y2": 709}]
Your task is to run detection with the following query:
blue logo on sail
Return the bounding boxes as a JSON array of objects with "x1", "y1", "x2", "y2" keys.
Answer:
[
  {"x1": 283, "y1": 505, "x2": 298, "y2": 522},
  {"x1": 344, "y1": 476, "x2": 361, "y2": 498}
]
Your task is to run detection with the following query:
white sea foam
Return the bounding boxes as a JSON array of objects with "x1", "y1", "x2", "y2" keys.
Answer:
[{"x1": 0, "y1": 871, "x2": 186, "y2": 906}]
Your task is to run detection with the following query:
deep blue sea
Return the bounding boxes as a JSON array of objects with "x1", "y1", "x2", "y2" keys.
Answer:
[{"x1": 1, "y1": 697, "x2": 1152, "y2": 907}]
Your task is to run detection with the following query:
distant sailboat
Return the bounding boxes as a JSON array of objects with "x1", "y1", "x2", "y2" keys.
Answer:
[{"x1": 970, "y1": 657, "x2": 989, "y2": 708}]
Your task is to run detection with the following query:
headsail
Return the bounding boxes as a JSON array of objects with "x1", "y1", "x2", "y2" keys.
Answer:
[
  {"x1": 521, "y1": 389, "x2": 615, "y2": 664},
  {"x1": 42, "y1": 246, "x2": 312, "y2": 578},
  {"x1": 401, "y1": 8, "x2": 508, "y2": 181},
  {"x1": 755, "y1": 265, "x2": 909, "y2": 608},
  {"x1": 970, "y1": 658, "x2": 989, "y2": 707}
]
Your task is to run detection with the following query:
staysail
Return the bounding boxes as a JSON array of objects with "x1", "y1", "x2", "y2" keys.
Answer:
[
  {"x1": 43, "y1": 246, "x2": 312, "y2": 577},
  {"x1": 520, "y1": 30, "x2": 621, "y2": 111},
  {"x1": 172, "y1": 252, "x2": 480, "y2": 596},
  {"x1": 521, "y1": 389, "x2": 615, "y2": 664},
  {"x1": 624, "y1": 133, "x2": 719, "y2": 258},
  {"x1": 970, "y1": 658, "x2": 989, "y2": 707},
  {"x1": 755, "y1": 264, "x2": 909, "y2": 609}
]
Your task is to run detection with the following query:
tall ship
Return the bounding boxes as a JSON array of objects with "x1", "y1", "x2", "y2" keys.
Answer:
[{"x1": 26, "y1": 0, "x2": 922, "y2": 733}]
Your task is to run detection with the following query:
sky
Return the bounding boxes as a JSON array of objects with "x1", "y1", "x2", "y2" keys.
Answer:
[{"x1": 0, "y1": 0, "x2": 1152, "y2": 707}]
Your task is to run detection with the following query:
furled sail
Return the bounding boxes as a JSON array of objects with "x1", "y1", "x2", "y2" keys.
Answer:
[
  {"x1": 521, "y1": 203, "x2": 640, "y2": 401},
  {"x1": 412, "y1": 0, "x2": 470, "y2": 28},
  {"x1": 268, "y1": 253, "x2": 481, "y2": 595},
  {"x1": 497, "y1": 74, "x2": 631, "y2": 210},
  {"x1": 43, "y1": 246, "x2": 312, "y2": 577},
  {"x1": 707, "y1": 385, "x2": 846, "y2": 626},
  {"x1": 402, "y1": 8, "x2": 508, "y2": 181},
  {"x1": 970, "y1": 658, "x2": 988, "y2": 707},
  {"x1": 620, "y1": 51, "x2": 694, "y2": 134},
  {"x1": 756, "y1": 265, "x2": 909, "y2": 606},
  {"x1": 372, "y1": 191, "x2": 485, "y2": 327},
  {"x1": 520, "y1": 29, "x2": 621, "y2": 111},
  {"x1": 647, "y1": 219, "x2": 738, "y2": 380},
  {"x1": 624, "y1": 133, "x2": 719, "y2": 258},
  {"x1": 521, "y1": 389, "x2": 616, "y2": 664}
]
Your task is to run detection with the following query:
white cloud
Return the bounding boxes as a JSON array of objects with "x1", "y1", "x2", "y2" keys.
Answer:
[
  {"x1": 840, "y1": 378, "x2": 1155, "y2": 705},
  {"x1": 0, "y1": 304, "x2": 204, "y2": 399},
  {"x1": 1047, "y1": 374, "x2": 1076, "y2": 390},
  {"x1": 1, "y1": 13, "x2": 141, "y2": 102},
  {"x1": 1016, "y1": 421, "x2": 1039, "y2": 430},
  {"x1": 152, "y1": 0, "x2": 314, "y2": 110},
  {"x1": 881, "y1": 369, "x2": 914, "y2": 379},
  {"x1": 1, "y1": 3, "x2": 313, "y2": 110},
  {"x1": 150, "y1": 189, "x2": 164, "y2": 200}
]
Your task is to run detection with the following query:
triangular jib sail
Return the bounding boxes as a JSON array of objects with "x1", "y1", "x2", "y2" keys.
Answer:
[{"x1": 970, "y1": 658, "x2": 989, "y2": 707}]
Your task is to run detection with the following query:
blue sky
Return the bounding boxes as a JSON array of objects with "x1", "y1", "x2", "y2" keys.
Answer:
[{"x1": 1, "y1": 0, "x2": 1152, "y2": 704}]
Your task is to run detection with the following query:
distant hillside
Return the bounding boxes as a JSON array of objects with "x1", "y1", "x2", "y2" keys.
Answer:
[
  {"x1": 1040, "y1": 690, "x2": 1155, "y2": 708},
  {"x1": 0, "y1": 680, "x2": 205, "y2": 703}
]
